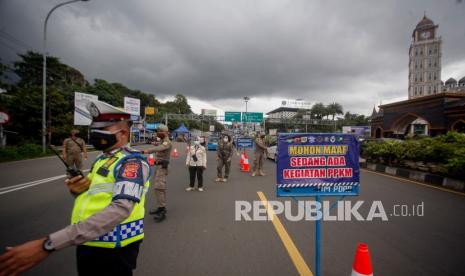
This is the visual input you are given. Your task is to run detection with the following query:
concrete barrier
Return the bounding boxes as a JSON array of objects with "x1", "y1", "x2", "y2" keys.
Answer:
[
  {"x1": 385, "y1": 167, "x2": 397, "y2": 176},
  {"x1": 360, "y1": 161, "x2": 465, "y2": 193}
]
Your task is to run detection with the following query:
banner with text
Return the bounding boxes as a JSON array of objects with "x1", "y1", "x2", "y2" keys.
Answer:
[
  {"x1": 277, "y1": 133, "x2": 360, "y2": 197},
  {"x1": 74, "y1": 92, "x2": 98, "y2": 125},
  {"x1": 237, "y1": 137, "x2": 254, "y2": 148},
  {"x1": 124, "y1": 97, "x2": 141, "y2": 116},
  {"x1": 145, "y1": 107, "x2": 156, "y2": 115}
]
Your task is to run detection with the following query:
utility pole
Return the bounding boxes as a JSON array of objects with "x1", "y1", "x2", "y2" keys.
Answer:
[
  {"x1": 0, "y1": 124, "x2": 4, "y2": 148},
  {"x1": 243, "y1": 96, "x2": 250, "y2": 135},
  {"x1": 42, "y1": 0, "x2": 90, "y2": 152}
]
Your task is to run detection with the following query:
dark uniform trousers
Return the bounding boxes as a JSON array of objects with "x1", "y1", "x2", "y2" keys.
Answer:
[
  {"x1": 76, "y1": 241, "x2": 141, "y2": 276},
  {"x1": 154, "y1": 166, "x2": 168, "y2": 208},
  {"x1": 189, "y1": 166, "x2": 204, "y2": 187}
]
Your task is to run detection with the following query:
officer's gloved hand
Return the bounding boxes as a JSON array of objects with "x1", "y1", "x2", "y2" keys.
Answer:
[{"x1": 65, "y1": 175, "x2": 90, "y2": 195}]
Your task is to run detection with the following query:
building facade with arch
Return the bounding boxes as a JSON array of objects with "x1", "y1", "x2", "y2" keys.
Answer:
[
  {"x1": 371, "y1": 93, "x2": 465, "y2": 138},
  {"x1": 372, "y1": 15, "x2": 465, "y2": 138}
]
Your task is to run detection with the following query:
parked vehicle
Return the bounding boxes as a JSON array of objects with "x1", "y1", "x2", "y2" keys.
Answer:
[
  {"x1": 207, "y1": 136, "x2": 219, "y2": 151},
  {"x1": 146, "y1": 137, "x2": 155, "y2": 144},
  {"x1": 266, "y1": 144, "x2": 278, "y2": 161}
]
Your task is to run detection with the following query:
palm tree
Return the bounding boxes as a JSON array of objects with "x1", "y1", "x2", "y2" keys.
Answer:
[
  {"x1": 310, "y1": 103, "x2": 326, "y2": 119},
  {"x1": 327, "y1": 102, "x2": 343, "y2": 121}
]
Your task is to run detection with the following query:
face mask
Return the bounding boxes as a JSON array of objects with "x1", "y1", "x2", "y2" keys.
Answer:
[
  {"x1": 90, "y1": 129, "x2": 122, "y2": 151},
  {"x1": 223, "y1": 137, "x2": 229, "y2": 142},
  {"x1": 193, "y1": 141, "x2": 200, "y2": 146}
]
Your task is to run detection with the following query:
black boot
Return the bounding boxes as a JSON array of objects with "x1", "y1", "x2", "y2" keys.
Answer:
[
  {"x1": 154, "y1": 207, "x2": 166, "y2": 223},
  {"x1": 149, "y1": 208, "x2": 162, "y2": 215}
]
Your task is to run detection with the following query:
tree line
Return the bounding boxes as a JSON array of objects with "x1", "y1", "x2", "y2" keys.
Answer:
[{"x1": 0, "y1": 51, "x2": 222, "y2": 146}]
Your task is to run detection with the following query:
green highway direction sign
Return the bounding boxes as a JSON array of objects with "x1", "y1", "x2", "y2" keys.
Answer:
[
  {"x1": 225, "y1": 111, "x2": 242, "y2": 122},
  {"x1": 242, "y1": 112, "x2": 263, "y2": 123}
]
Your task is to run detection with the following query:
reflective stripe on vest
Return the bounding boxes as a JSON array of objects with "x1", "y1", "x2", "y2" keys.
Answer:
[{"x1": 71, "y1": 150, "x2": 151, "y2": 248}]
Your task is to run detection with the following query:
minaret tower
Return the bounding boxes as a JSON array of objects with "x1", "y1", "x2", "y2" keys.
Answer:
[{"x1": 408, "y1": 15, "x2": 442, "y2": 99}]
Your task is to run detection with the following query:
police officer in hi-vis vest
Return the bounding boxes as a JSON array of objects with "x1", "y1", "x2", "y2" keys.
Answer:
[
  {"x1": 0, "y1": 100, "x2": 152, "y2": 276},
  {"x1": 143, "y1": 124, "x2": 172, "y2": 223}
]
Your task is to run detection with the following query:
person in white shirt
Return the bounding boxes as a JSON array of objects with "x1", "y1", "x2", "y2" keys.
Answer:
[{"x1": 185, "y1": 137, "x2": 207, "y2": 192}]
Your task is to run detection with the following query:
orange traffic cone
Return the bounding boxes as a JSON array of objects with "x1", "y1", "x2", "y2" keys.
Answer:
[
  {"x1": 241, "y1": 153, "x2": 250, "y2": 172},
  {"x1": 351, "y1": 243, "x2": 373, "y2": 276},
  {"x1": 240, "y1": 152, "x2": 245, "y2": 166},
  {"x1": 171, "y1": 148, "x2": 179, "y2": 158},
  {"x1": 148, "y1": 154, "x2": 155, "y2": 166}
]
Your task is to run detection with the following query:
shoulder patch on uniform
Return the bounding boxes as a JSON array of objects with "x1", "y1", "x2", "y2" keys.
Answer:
[
  {"x1": 163, "y1": 141, "x2": 168, "y2": 146},
  {"x1": 122, "y1": 161, "x2": 140, "y2": 179}
]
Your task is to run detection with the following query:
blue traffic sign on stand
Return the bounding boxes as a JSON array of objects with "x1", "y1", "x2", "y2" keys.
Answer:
[
  {"x1": 276, "y1": 133, "x2": 360, "y2": 197},
  {"x1": 237, "y1": 137, "x2": 254, "y2": 148},
  {"x1": 275, "y1": 133, "x2": 360, "y2": 276}
]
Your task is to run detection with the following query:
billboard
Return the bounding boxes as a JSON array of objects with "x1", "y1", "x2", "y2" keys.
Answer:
[
  {"x1": 277, "y1": 133, "x2": 360, "y2": 197},
  {"x1": 145, "y1": 107, "x2": 156, "y2": 115},
  {"x1": 281, "y1": 99, "x2": 312, "y2": 108},
  {"x1": 342, "y1": 126, "x2": 371, "y2": 137},
  {"x1": 124, "y1": 97, "x2": 141, "y2": 116},
  {"x1": 145, "y1": 123, "x2": 160, "y2": 130},
  {"x1": 201, "y1": 109, "x2": 217, "y2": 116},
  {"x1": 74, "y1": 92, "x2": 98, "y2": 125}
]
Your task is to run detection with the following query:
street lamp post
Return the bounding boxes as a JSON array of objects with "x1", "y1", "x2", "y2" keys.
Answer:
[
  {"x1": 42, "y1": 0, "x2": 89, "y2": 153},
  {"x1": 243, "y1": 97, "x2": 250, "y2": 135},
  {"x1": 244, "y1": 97, "x2": 249, "y2": 113}
]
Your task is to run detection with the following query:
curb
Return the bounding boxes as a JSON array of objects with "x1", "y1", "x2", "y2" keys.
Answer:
[{"x1": 360, "y1": 161, "x2": 465, "y2": 193}]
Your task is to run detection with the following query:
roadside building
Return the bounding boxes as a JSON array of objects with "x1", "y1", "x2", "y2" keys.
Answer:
[{"x1": 372, "y1": 15, "x2": 465, "y2": 138}]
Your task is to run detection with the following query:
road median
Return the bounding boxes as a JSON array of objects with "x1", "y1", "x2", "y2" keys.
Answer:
[{"x1": 360, "y1": 161, "x2": 465, "y2": 193}]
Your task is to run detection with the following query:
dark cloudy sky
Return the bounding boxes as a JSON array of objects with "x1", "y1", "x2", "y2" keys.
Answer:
[{"x1": 1, "y1": 0, "x2": 464, "y2": 115}]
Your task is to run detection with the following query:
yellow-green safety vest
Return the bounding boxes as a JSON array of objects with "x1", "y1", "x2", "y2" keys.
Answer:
[{"x1": 71, "y1": 150, "x2": 151, "y2": 248}]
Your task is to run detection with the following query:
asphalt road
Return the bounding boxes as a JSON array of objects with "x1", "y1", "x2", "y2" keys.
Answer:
[{"x1": 1, "y1": 142, "x2": 464, "y2": 276}]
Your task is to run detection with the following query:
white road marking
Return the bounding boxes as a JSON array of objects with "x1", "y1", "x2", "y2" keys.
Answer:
[{"x1": 0, "y1": 169, "x2": 90, "y2": 195}]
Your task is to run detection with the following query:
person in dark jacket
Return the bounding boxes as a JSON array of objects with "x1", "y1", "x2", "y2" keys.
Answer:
[
  {"x1": 252, "y1": 134, "x2": 267, "y2": 176},
  {"x1": 216, "y1": 134, "x2": 234, "y2": 182}
]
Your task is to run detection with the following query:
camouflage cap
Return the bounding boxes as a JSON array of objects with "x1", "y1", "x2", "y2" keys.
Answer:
[{"x1": 157, "y1": 124, "x2": 169, "y2": 132}]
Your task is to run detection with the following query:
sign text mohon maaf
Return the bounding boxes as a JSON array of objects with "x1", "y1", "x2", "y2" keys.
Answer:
[{"x1": 277, "y1": 133, "x2": 360, "y2": 197}]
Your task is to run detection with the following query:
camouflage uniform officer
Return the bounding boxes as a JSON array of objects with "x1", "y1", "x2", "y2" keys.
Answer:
[
  {"x1": 252, "y1": 134, "x2": 267, "y2": 176},
  {"x1": 216, "y1": 134, "x2": 234, "y2": 182},
  {"x1": 143, "y1": 124, "x2": 172, "y2": 222},
  {"x1": 62, "y1": 129, "x2": 87, "y2": 171}
]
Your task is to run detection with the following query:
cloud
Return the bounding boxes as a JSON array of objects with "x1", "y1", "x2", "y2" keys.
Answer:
[{"x1": 1, "y1": 0, "x2": 464, "y2": 115}]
